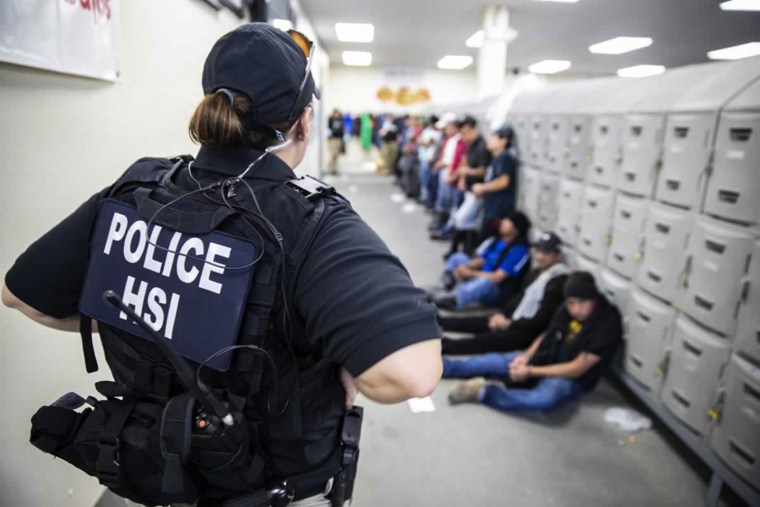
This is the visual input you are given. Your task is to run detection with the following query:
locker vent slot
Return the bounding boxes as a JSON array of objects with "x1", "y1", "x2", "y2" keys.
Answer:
[
  {"x1": 655, "y1": 223, "x2": 671, "y2": 234},
  {"x1": 666, "y1": 179, "x2": 681, "y2": 191},
  {"x1": 674, "y1": 127, "x2": 689, "y2": 138},
  {"x1": 744, "y1": 383, "x2": 760, "y2": 404},
  {"x1": 595, "y1": 166, "x2": 604, "y2": 174},
  {"x1": 613, "y1": 253, "x2": 624, "y2": 262},
  {"x1": 553, "y1": 123, "x2": 560, "y2": 131},
  {"x1": 600, "y1": 125, "x2": 609, "y2": 135},
  {"x1": 672, "y1": 390, "x2": 691, "y2": 408},
  {"x1": 582, "y1": 239, "x2": 592, "y2": 247},
  {"x1": 571, "y1": 161, "x2": 578, "y2": 168},
  {"x1": 729, "y1": 440, "x2": 756, "y2": 466},
  {"x1": 620, "y1": 210, "x2": 632, "y2": 219},
  {"x1": 631, "y1": 126, "x2": 643, "y2": 137},
  {"x1": 729, "y1": 128, "x2": 752, "y2": 142},
  {"x1": 636, "y1": 311, "x2": 651, "y2": 323},
  {"x1": 717, "y1": 190, "x2": 739, "y2": 204},
  {"x1": 705, "y1": 240, "x2": 726, "y2": 254},
  {"x1": 647, "y1": 271, "x2": 662, "y2": 282},
  {"x1": 629, "y1": 355, "x2": 644, "y2": 368},
  {"x1": 625, "y1": 172, "x2": 635, "y2": 182},
  {"x1": 587, "y1": 200, "x2": 598, "y2": 208},
  {"x1": 574, "y1": 124, "x2": 582, "y2": 133},
  {"x1": 682, "y1": 340, "x2": 703, "y2": 357},
  {"x1": 694, "y1": 295, "x2": 714, "y2": 311}
]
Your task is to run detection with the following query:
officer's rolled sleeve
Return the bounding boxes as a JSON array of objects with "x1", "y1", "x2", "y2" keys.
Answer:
[{"x1": 294, "y1": 202, "x2": 441, "y2": 377}]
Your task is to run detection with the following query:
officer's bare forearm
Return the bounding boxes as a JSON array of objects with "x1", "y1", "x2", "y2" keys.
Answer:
[
  {"x1": 355, "y1": 339, "x2": 442, "y2": 403},
  {"x1": 2, "y1": 284, "x2": 95, "y2": 333}
]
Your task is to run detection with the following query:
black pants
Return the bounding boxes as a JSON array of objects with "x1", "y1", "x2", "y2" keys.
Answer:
[
  {"x1": 438, "y1": 313, "x2": 492, "y2": 333},
  {"x1": 441, "y1": 326, "x2": 536, "y2": 356}
]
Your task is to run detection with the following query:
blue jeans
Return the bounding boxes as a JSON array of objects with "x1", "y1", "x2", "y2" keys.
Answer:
[
  {"x1": 443, "y1": 253, "x2": 502, "y2": 308},
  {"x1": 435, "y1": 171, "x2": 456, "y2": 213},
  {"x1": 442, "y1": 352, "x2": 583, "y2": 412},
  {"x1": 419, "y1": 159, "x2": 432, "y2": 204}
]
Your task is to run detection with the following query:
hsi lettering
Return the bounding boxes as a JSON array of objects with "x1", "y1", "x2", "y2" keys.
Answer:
[{"x1": 120, "y1": 276, "x2": 180, "y2": 339}]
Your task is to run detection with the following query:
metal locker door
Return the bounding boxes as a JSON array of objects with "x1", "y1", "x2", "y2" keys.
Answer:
[
  {"x1": 710, "y1": 354, "x2": 760, "y2": 488},
  {"x1": 607, "y1": 195, "x2": 649, "y2": 279},
  {"x1": 564, "y1": 248, "x2": 577, "y2": 271},
  {"x1": 547, "y1": 115, "x2": 570, "y2": 173},
  {"x1": 680, "y1": 217, "x2": 754, "y2": 336},
  {"x1": 735, "y1": 241, "x2": 760, "y2": 365},
  {"x1": 514, "y1": 114, "x2": 529, "y2": 157},
  {"x1": 529, "y1": 115, "x2": 547, "y2": 168},
  {"x1": 637, "y1": 204, "x2": 693, "y2": 303},
  {"x1": 523, "y1": 166, "x2": 542, "y2": 223},
  {"x1": 656, "y1": 113, "x2": 715, "y2": 209},
  {"x1": 625, "y1": 289, "x2": 676, "y2": 393},
  {"x1": 661, "y1": 315, "x2": 730, "y2": 436},
  {"x1": 578, "y1": 186, "x2": 615, "y2": 262},
  {"x1": 575, "y1": 253, "x2": 600, "y2": 281},
  {"x1": 599, "y1": 269, "x2": 632, "y2": 321},
  {"x1": 556, "y1": 178, "x2": 584, "y2": 247},
  {"x1": 567, "y1": 115, "x2": 591, "y2": 180},
  {"x1": 537, "y1": 172, "x2": 560, "y2": 231},
  {"x1": 704, "y1": 112, "x2": 760, "y2": 226},
  {"x1": 619, "y1": 114, "x2": 666, "y2": 198},
  {"x1": 589, "y1": 115, "x2": 622, "y2": 188}
]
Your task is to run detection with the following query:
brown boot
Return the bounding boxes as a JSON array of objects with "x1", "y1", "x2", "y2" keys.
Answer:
[{"x1": 448, "y1": 377, "x2": 487, "y2": 405}]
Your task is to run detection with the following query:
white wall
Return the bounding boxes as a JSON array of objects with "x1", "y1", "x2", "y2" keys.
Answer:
[{"x1": 0, "y1": 2, "x2": 246, "y2": 506}]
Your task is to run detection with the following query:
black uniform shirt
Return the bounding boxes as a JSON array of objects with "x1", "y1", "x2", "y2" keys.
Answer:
[
  {"x1": 464, "y1": 135, "x2": 491, "y2": 189},
  {"x1": 5, "y1": 146, "x2": 441, "y2": 377}
]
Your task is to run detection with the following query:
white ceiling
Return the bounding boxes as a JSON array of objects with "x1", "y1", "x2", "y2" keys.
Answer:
[{"x1": 299, "y1": 0, "x2": 760, "y2": 75}]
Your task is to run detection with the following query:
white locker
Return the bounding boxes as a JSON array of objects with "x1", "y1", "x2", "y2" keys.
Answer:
[
  {"x1": 588, "y1": 115, "x2": 623, "y2": 188},
  {"x1": 528, "y1": 114, "x2": 548, "y2": 168},
  {"x1": 563, "y1": 248, "x2": 577, "y2": 271},
  {"x1": 598, "y1": 269, "x2": 632, "y2": 321},
  {"x1": 704, "y1": 78, "x2": 760, "y2": 226},
  {"x1": 625, "y1": 289, "x2": 677, "y2": 393},
  {"x1": 523, "y1": 166, "x2": 542, "y2": 224},
  {"x1": 680, "y1": 217, "x2": 754, "y2": 336},
  {"x1": 655, "y1": 114, "x2": 715, "y2": 209},
  {"x1": 735, "y1": 241, "x2": 760, "y2": 365},
  {"x1": 547, "y1": 114, "x2": 570, "y2": 173},
  {"x1": 661, "y1": 315, "x2": 730, "y2": 436},
  {"x1": 606, "y1": 195, "x2": 649, "y2": 279},
  {"x1": 567, "y1": 115, "x2": 592, "y2": 180},
  {"x1": 578, "y1": 186, "x2": 615, "y2": 262},
  {"x1": 537, "y1": 172, "x2": 560, "y2": 232},
  {"x1": 618, "y1": 114, "x2": 665, "y2": 197},
  {"x1": 513, "y1": 114, "x2": 530, "y2": 159},
  {"x1": 710, "y1": 354, "x2": 760, "y2": 489},
  {"x1": 637, "y1": 204, "x2": 693, "y2": 303},
  {"x1": 555, "y1": 178, "x2": 584, "y2": 247},
  {"x1": 575, "y1": 254, "x2": 600, "y2": 281}
]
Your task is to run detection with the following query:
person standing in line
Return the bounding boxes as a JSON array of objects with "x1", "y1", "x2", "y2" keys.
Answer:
[
  {"x1": 378, "y1": 114, "x2": 399, "y2": 176},
  {"x1": 327, "y1": 108, "x2": 345, "y2": 175}
]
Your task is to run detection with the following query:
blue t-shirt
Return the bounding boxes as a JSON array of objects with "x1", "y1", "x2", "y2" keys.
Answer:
[
  {"x1": 483, "y1": 149, "x2": 518, "y2": 221},
  {"x1": 480, "y1": 238, "x2": 530, "y2": 276}
]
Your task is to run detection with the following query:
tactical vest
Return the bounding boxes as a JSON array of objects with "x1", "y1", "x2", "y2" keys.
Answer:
[{"x1": 29, "y1": 156, "x2": 359, "y2": 506}]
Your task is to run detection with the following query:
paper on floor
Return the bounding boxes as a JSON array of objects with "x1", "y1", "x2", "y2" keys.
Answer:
[
  {"x1": 604, "y1": 407, "x2": 652, "y2": 433},
  {"x1": 407, "y1": 396, "x2": 436, "y2": 413}
]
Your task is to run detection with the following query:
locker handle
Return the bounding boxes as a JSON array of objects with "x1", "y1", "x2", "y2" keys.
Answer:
[
  {"x1": 717, "y1": 190, "x2": 739, "y2": 204},
  {"x1": 672, "y1": 389, "x2": 691, "y2": 408},
  {"x1": 740, "y1": 278, "x2": 750, "y2": 303},
  {"x1": 729, "y1": 127, "x2": 752, "y2": 142},
  {"x1": 704, "y1": 240, "x2": 726, "y2": 254},
  {"x1": 599, "y1": 125, "x2": 609, "y2": 135},
  {"x1": 587, "y1": 200, "x2": 598, "y2": 208},
  {"x1": 647, "y1": 271, "x2": 662, "y2": 283},
  {"x1": 553, "y1": 123, "x2": 560, "y2": 131},
  {"x1": 673, "y1": 127, "x2": 689, "y2": 138},
  {"x1": 636, "y1": 311, "x2": 651, "y2": 323},
  {"x1": 630, "y1": 126, "x2": 643, "y2": 137},
  {"x1": 629, "y1": 355, "x2": 643, "y2": 368},
  {"x1": 655, "y1": 223, "x2": 671, "y2": 234},
  {"x1": 729, "y1": 440, "x2": 756, "y2": 466},
  {"x1": 613, "y1": 253, "x2": 624, "y2": 262},
  {"x1": 624, "y1": 172, "x2": 636, "y2": 182},
  {"x1": 582, "y1": 238, "x2": 592, "y2": 247},
  {"x1": 693, "y1": 295, "x2": 714, "y2": 311},
  {"x1": 665, "y1": 179, "x2": 680, "y2": 191},
  {"x1": 595, "y1": 166, "x2": 604, "y2": 174},
  {"x1": 745, "y1": 382, "x2": 760, "y2": 404},
  {"x1": 571, "y1": 161, "x2": 578, "y2": 169},
  {"x1": 574, "y1": 124, "x2": 582, "y2": 133},
  {"x1": 620, "y1": 210, "x2": 632, "y2": 219},
  {"x1": 682, "y1": 340, "x2": 703, "y2": 357}
]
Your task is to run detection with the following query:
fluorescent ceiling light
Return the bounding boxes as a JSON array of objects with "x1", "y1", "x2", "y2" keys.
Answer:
[
  {"x1": 437, "y1": 55, "x2": 474, "y2": 70},
  {"x1": 335, "y1": 23, "x2": 374, "y2": 43},
  {"x1": 707, "y1": 42, "x2": 760, "y2": 60},
  {"x1": 589, "y1": 37, "x2": 653, "y2": 55},
  {"x1": 342, "y1": 51, "x2": 372, "y2": 66},
  {"x1": 466, "y1": 31, "x2": 485, "y2": 48},
  {"x1": 720, "y1": 0, "x2": 760, "y2": 10},
  {"x1": 272, "y1": 18, "x2": 293, "y2": 31},
  {"x1": 617, "y1": 64, "x2": 666, "y2": 78},
  {"x1": 528, "y1": 59, "x2": 571, "y2": 74}
]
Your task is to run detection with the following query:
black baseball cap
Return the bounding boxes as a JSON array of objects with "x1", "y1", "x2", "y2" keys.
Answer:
[
  {"x1": 202, "y1": 23, "x2": 320, "y2": 127},
  {"x1": 533, "y1": 231, "x2": 563, "y2": 253},
  {"x1": 494, "y1": 125, "x2": 514, "y2": 139}
]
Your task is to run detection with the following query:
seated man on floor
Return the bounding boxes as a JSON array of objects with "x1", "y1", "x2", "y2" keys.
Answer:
[
  {"x1": 436, "y1": 211, "x2": 531, "y2": 310},
  {"x1": 440, "y1": 231, "x2": 569, "y2": 355},
  {"x1": 442, "y1": 271, "x2": 622, "y2": 413}
]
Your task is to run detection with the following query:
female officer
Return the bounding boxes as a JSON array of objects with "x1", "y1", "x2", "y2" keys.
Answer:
[{"x1": 3, "y1": 23, "x2": 442, "y2": 506}]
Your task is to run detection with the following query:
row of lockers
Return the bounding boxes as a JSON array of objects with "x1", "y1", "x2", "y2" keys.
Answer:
[{"x1": 509, "y1": 57, "x2": 760, "y2": 230}]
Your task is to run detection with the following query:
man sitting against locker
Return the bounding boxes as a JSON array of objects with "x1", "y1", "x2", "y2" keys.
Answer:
[
  {"x1": 443, "y1": 271, "x2": 622, "y2": 413},
  {"x1": 435, "y1": 211, "x2": 531, "y2": 310},
  {"x1": 439, "y1": 231, "x2": 569, "y2": 356}
]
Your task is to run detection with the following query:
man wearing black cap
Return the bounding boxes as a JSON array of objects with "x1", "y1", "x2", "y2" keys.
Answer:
[
  {"x1": 3, "y1": 23, "x2": 442, "y2": 506},
  {"x1": 442, "y1": 271, "x2": 622, "y2": 413},
  {"x1": 437, "y1": 211, "x2": 531, "y2": 309},
  {"x1": 440, "y1": 231, "x2": 569, "y2": 355}
]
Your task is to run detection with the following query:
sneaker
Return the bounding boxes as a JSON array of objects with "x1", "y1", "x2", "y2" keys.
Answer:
[{"x1": 448, "y1": 378, "x2": 487, "y2": 405}]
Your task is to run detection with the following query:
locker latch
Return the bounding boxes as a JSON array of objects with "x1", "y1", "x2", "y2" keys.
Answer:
[{"x1": 708, "y1": 391, "x2": 725, "y2": 423}]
